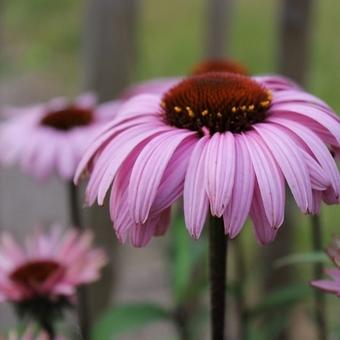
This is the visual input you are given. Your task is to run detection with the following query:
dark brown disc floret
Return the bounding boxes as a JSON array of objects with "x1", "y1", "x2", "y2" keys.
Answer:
[
  {"x1": 10, "y1": 260, "x2": 64, "y2": 289},
  {"x1": 41, "y1": 106, "x2": 93, "y2": 131},
  {"x1": 162, "y1": 72, "x2": 272, "y2": 134}
]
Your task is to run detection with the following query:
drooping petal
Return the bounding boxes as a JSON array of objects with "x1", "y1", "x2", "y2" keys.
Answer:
[
  {"x1": 223, "y1": 134, "x2": 254, "y2": 238},
  {"x1": 154, "y1": 207, "x2": 172, "y2": 236},
  {"x1": 130, "y1": 216, "x2": 160, "y2": 247},
  {"x1": 243, "y1": 131, "x2": 285, "y2": 228},
  {"x1": 184, "y1": 136, "x2": 210, "y2": 239},
  {"x1": 205, "y1": 132, "x2": 235, "y2": 217},
  {"x1": 268, "y1": 116, "x2": 340, "y2": 197},
  {"x1": 254, "y1": 124, "x2": 313, "y2": 213},
  {"x1": 128, "y1": 130, "x2": 195, "y2": 224},
  {"x1": 250, "y1": 183, "x2": 278, "y2": 245},
  {"x1": 150, "y1": 135, "x2": 197, "y2": 215},
  {"x1": 270, "y1": 103, "x2": 340, "y2": 144},
  {"x1": 94, "y1": 125, "x2": 170, "y2": 205}
]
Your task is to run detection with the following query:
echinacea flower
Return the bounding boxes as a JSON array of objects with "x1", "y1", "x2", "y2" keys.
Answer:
[
  {"x1": 0, "y1": 325, "x2": 65, "y2": 340},
  {"x1": 120, "y1": 58, "x2": 299, "y2": 100},
  {"x1": 75, "y1": 72, "x2": 340, "y2": 247},
  {"x1": 0, "y1": 93, "x2": 120, "y2": 181},
  {"x1": 0, "y1": 225, "x2": 106, "y2": 323},
  {"x1": 311, "y1": 236, "x2": 340, "y2": 296}
]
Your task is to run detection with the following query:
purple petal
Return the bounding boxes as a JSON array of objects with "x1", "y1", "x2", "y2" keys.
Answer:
[
  {"x1": 223, "y1": 134, "x2": 254, "y2": 238},
  {"x1": 150, "y1": 135, "x2": 197, "y2": 215},
  {"x1": 154, "y1": 207, "x2": 172, "y2": 236},
  {"x1": 205, "y1": 132, "x2": 235, "y2": 217},
  {"x1": 250, "y1": 183, "x2": 278, "y2": 245},
  {"x1": 184, "y1": 136, "x2": 209, "y2": 239},
  {"x1": 128, "y1": 130, "x2": 195, "y2": 224},
  {"x1": 270, "y1": 103, "x2": 340, "y2": 144},
  {"x1": 243, "y1": 131, "x2": 285, "y2": 228},
  {"x1": 254, "y1": 124, "x2": 313, "y2": 213}
]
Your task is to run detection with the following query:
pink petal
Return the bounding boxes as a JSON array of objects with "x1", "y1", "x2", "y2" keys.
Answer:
[
  {"x1": 243, "y1": 131, "x2": 285, "y2": 228},
  {"x1": 184, "y1": 136, "x2": 209, "y2": 239},
  {"x1": 223, "y1": 135, "x2": 254, "y2": 238},
  {"x1": 154, "y1": 207, "x2": 172, "y2": 236},
  {"x1": 150, "y1": 135, "x2": 197, "y2": 215},
  {"x1": 250, "y1": 183, "x2": 278, "y2": 245},
  {"x1": 129, "y1": 130, "x2": 194, "y2": 223},
  {"x1": 270, "y1": 103, "x2": 340, "y2": 144},
  {"x1": 310, "y1": 279, "x2": 340, "y2": 294},
  {"x1": 94, "y1": 124, "x2": 169, "y2": 205},
  {"x1": 268, "y1": 117, "x2": 340, "y2": 197},
  {"x1": 254, "y1": 124, "x2": 313, "y2": 213},
  {"x1": 130, "y1": 216, "x2": 160, "y2": 247},
  {"x1": 205, "y1": 132, "x2": 235, "y2": 217}
]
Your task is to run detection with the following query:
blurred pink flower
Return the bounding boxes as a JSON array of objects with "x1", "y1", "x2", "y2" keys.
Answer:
[
  {"x1": 311, "y1": 237, "x2": 340, "y2": 296},
  {"x1": 1, "y1": 325, "x2": 65, "y2": 340},
  {"x1": 0, "y1": 224, "x2": 107, "y2": 304},
  {"x1": 0, "y1": 93, "x2": 120, "y2": 181},
  {"x1": 75, "y1": 72, "x2": 340, "y2": 247}
]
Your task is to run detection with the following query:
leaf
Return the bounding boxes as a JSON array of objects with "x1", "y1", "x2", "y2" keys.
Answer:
[
  {"x1": 91, "y1": 303, "x2": 171, "y2": 340},
  {"x1": 248, "y1": 284, "x2": 311, "y2": 317},
  {"x1": 274, "y1": 252, "x2": 328, "y2": 268}
]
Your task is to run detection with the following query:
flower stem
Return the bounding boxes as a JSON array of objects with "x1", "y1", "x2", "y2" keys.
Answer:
[
  {"x1": 40, "y1": 319, "x2": 55, "y2": 340},
  {"x1": 209, "y1": 216, "x2": 227, "y2": 340},
  {"x1": 68, "y1": 182, "x2": 90, "y2": 340},
  {"x1": 234, "y1": 236, "x2": 248, "y2": 340},
  {"x1": 311, "y1": 215, "x2": 327, "y2": 340}
]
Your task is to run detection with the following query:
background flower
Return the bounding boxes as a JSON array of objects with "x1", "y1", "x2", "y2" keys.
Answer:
[
  {"x1": 0, "y1": 93, "x2": 120, "y2": 181},
  {"x1": 311, "y1": 236, "x2": 340, "y2": 296},
  {"x1": 0, "y1": 224, "x2": 106, "y2": 308}
]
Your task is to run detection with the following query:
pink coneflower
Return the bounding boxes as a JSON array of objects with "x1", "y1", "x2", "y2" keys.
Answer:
[
  {"x1": 0, "y1": 225, "x2": 106, "y2": 331},
  {"x1": 0, "y1": 93, "x2": 120, "y2": 181},
  {"x1": 311, "y1": 236, "x2": 340, "y2": 296},
  {"x1": 75, "y1": 72, "x2": 340, "y2": 247}
]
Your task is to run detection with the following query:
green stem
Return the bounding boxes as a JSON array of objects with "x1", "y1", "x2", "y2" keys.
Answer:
[
  {"x1": 68, "y1": 183, "x2": 90, "y2": 340},
  {"x1": 311, "y1": 215, "x2": 327, "y2": 340}
]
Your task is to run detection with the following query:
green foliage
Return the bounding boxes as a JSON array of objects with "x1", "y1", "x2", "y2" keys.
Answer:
[
  {"x1": 91, "y1": 303, "x2": 171, "y2": 340},
  {"x1": 274, "y1": 251, "x2": 329, "y2": 268},
  {"x1": 248, "y1": 284, "x2": 311, "y2": 317}
]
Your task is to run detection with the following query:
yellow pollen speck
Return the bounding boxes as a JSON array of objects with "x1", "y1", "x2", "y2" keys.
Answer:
[
  {"x1": 174, "y1": 106, "x2": 182, "y2": 112},
  {"x1": 241, "y1": 105, "x2": 247, "y2": 111},
  {"x1": 202, "y1": 109, "x2": 209, "y2": 116},
  {"x1": 232, "y1": 107, "x2": 237, "y2": 113},
  {"x1": 160, "y1": 101, "x2": 166, "y2": 108},
  {"x1": 186, "y1": 106, "x2": 195, "y2": 117},
  {"x1": 260, "y1": 101, "x2": 270, "y2": 107},
  {"x1": 217, "y1": 112, "x2": 222, "y2": 118},
  {"x1": 248, "y1": 105, "x2": 255, "y2": 111}
]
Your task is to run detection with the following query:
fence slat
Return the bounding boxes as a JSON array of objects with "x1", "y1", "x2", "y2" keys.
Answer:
[
  {"x1": 205, "y1": 0, "x2": 233, "y2": 58},
  {"x1": 83, "y1": 0, "x2": 138, "y2": 323},
  {"x1": 263, "y1": 2, "x2": 316, "y2": 340},
  {"x1": 278, "y1": 0, "x2": 314, "y2": 85}
]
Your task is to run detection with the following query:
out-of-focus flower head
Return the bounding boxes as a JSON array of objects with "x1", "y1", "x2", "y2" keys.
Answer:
[
  {"x1": 119, "y1": 58, "x2": 300, "y2": 100},
  {"x1": 0, "y1": 224, "x2": 107, "y2": 323},
  {"x1": 0, "y1": 93, "x2": 120, "y2": 181},
  {"x1": 75, "y1": 70, "x2": 340, "y2": 247},
  {"x1": 311, "y1": 236, "x2": 340, "y2": 296}
]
